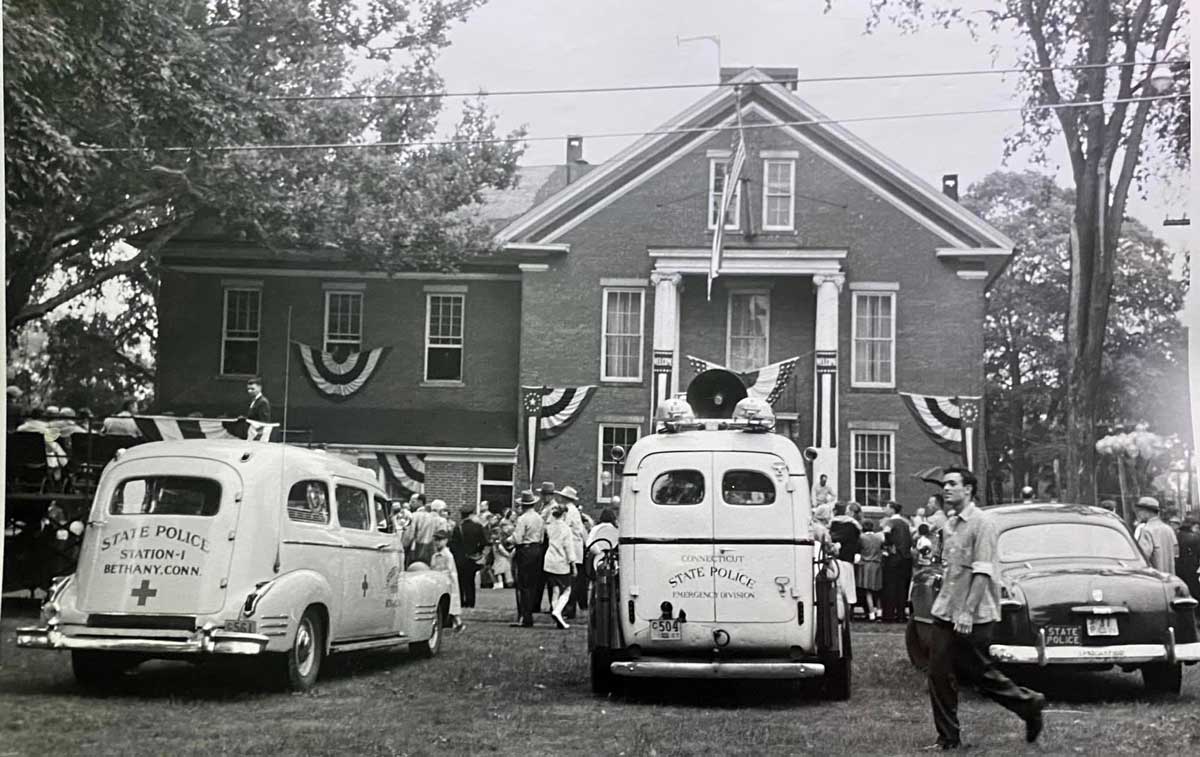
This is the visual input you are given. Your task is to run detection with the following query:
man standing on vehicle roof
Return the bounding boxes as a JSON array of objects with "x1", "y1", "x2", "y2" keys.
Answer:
[
  {"x1": 1134, "y1": 496, "x2": 1178, "y2": 575},
  {"x1": 510, "y1": 490, "x2": 546, "y2": 628},
  {"x1": 925, "y1": 466, "x2": 1045, "y2": 750}
]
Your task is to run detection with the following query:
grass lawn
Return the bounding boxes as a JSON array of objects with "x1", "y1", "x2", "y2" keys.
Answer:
[{"x1": 2, "y1": 590, "x2": 1199, "y2": 757}]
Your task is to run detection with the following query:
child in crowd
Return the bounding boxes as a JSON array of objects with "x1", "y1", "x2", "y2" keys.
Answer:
[
  {"x1": 914, "y1": 523, "x2": 935, "y2": 567},
  {"x1": 430, "y1": 529, "x2": 465, "y2": 632}
]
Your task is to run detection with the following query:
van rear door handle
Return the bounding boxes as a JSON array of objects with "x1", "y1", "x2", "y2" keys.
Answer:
[{"x1": 374, "y1": 543, "x2": 391, "y2": 551}]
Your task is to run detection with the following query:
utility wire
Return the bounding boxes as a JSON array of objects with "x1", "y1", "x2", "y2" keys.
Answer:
[
  {"x1": 265, "y1": 59, "x2": 1189, "y2": 102},
  {"x1": 87, "y1": 92, "x2": 1187, "y2": 155}
]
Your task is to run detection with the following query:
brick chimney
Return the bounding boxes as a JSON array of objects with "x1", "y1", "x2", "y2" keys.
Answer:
[
  {"x1": 566, "y1": 135, "x2": 585, "y2": 164},
  {"x1": 719, "y1": 67, "x2": 798, "y2": 91},
  {"x1": 942, "y1": 174, "x2": 959, "y2": 201}
]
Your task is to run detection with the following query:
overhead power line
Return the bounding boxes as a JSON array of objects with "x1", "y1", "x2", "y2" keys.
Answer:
[
  {"x1": 265, "y1": 59, "x2": 1189, "y2": 102},
  {"x1": 86, "y1": 92, "x2": 1187, "y2": 154}
]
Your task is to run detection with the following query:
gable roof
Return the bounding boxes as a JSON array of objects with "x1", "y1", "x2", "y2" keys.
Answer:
[{"x1": 496, "y1": 68, "x2": 1014, "y2": 253}]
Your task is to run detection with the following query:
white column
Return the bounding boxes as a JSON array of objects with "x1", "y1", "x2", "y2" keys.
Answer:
[
  {"x1": 811, "y1": 273, "x2": 844, "y2": 496},
  {"x1": 651, "y1": 271, "x2": 683, "y2": 419}
]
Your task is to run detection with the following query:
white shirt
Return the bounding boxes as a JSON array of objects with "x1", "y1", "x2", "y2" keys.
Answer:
[{"x1": 544, "y1": 520, "x2": 579, "y2": 575}]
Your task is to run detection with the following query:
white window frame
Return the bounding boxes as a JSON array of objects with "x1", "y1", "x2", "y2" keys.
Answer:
[
  {"x1": 424, "y1": 293, "x2": 465, "y2": 383},
  {"x1": 597, "y1": 423, "x2": 641, "y2": 504},
  {"x1": 850, "y1": 430, "x2": 895, "y2": 507},
  {"x1": 323, "y1": 290, "x2": 363, "y2": 353},
  {"x1": 600, "y1": 288, "x2": 645, "y2": 383},
  {"x1": 707, "y1": 158, "x2": 741, "y2": 231},
  {"x1": 725, "y1": 289, "x2": 771, "y2": 372},
  {"x1": 220, "y1": 286, "x2": 261, "y2": 376},
  {"x1": 850, "y1": 291, "x2": 897, "y2": 388},
  {"x1": 477, "y1": 463, "x2": 515, "y2": 515},
  {"x1": 761, "y1": 159, "x2": 796, "y2": 231}
]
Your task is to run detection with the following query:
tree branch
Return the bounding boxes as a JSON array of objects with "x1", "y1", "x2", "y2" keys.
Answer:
[
  {"x1": 1103, "y1": 0, "x2": 1153, "y2": 166},
  {"x1": 1021, "y1": 0, "x2": 1084, "y2": 180},
  {"x1": 47, "y1": 189, "x2": 178, "y2": 256}
]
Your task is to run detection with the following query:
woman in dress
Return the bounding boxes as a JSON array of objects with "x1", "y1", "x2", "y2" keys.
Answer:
[{"x1": 857, "y1": 519, "x2": 885, "y2": 621}]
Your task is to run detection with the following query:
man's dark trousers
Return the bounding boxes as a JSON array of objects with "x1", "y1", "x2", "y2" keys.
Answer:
[
  {"x1": 927, "y1": 619, "x2": 1042, "y2": 746},
  {"x1": 514, "y1": 544, "x2": 544, "y2": 624},
  {"x1": 455, "y1": 558, "x2": 478, "y2": 608}
]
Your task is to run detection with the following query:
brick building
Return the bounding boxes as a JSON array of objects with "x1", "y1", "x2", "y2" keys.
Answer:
[{"x1": 156, "y1": 67, "x2": 1012, "y2": 515}]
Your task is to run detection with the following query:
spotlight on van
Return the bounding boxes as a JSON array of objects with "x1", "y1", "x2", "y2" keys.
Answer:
[
  {"x1": 730, "y1": 397, "x2": 775, "y2": 431},
  {"x1": 654, "y1": 398, "x2": 701, "y2": 432}
]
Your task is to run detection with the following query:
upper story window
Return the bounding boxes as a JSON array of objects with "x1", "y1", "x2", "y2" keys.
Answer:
[
  {"x1": 324, "y1": 291, "x2": 363, "y2": 355},
  {"x1": 762, "y1": 159, "x2": 795, "y2": 230},
  {"x1": 852, "y1": 291, "x2": 896, "y2": 387},
  {"x1": 221, "y1": 287, "x2": 261, "y2": 376},
  {"x1": 727, "y1": 291, "x2": 769, "y2": 372},
  {"x1": 601, "y1": 288, "x2": 644, "y2": 382},
  {"x1": 708, "y1": 157, "x2": 741, "y2": 230},
  {"x1": 425, "y1": 293, "x2": 465, "y2": 382}
]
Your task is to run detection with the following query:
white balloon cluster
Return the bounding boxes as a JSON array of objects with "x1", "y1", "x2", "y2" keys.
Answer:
[{"x1": 1094, "y1": 424, "x2": 1167, "y2": 460}]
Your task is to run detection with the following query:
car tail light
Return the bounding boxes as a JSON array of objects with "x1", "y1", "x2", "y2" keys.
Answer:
[{"x1": 1171, "y1": 597, "x2": 1198, "y2": 610}]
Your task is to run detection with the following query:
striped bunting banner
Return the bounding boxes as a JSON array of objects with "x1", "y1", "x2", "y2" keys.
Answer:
[
  {"x1": 134, "y1": 416, "x2": 278, "y2": 442},
  {"x1": 376, "y1": 452, "x2": 426, "y2": 497},
  {"x1": 295, "y1": 342, "x2": 390, "y2": 401},
  {"x1": 898, "y1": 393, "x2": 982, "y2": 470}
]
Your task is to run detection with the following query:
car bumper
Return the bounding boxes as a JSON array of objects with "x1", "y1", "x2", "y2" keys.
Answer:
[
  {"x1": 611, "y1": 659, "x2": 826, "y2": 679},
  {"x1": 989, "y1": 641, "x2": 1200, "y2": 666},
  {"x1": 15, "y1": 625, "x2": 270, "y2": 656}
]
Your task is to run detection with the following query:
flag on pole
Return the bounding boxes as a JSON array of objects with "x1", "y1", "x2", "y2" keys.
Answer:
[
  {"x1": 898, "y1": 392, "x2": 983, "y2": 471},
  {"x1": 708, "y1": 96, "x2": 747, "y2": 301}
]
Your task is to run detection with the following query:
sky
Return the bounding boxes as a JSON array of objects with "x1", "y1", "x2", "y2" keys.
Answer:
[{"x1": 430, "y1": 0, "x2": 1190, "y2": 253}]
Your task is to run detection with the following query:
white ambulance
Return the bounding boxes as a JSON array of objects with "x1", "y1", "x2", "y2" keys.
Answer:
[
  {"x1": 589, "y1": 391, "x2": 852, "y2": 699},
  {"x1": 17, "y1": 440, "x2": 451, "y2": 691}
]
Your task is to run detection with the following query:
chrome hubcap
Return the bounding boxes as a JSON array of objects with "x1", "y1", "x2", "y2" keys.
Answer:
[{"x1": 295, "y1": 620, "x2": 314, "y2": 676}]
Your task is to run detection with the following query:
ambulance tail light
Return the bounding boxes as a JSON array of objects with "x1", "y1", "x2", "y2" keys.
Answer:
[
  {"x1": 796, "y1": 600, "x2": 804, "y2": 626},
  {"x1": 628, "y1": 599, "x2": 636, "y2": 624}
]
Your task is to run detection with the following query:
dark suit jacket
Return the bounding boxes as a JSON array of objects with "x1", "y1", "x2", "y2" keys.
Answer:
[
  {"x1": 884, "y1": 515, "x2": 912, "y2": 561},
  {"x1": 248, "y1": 395, "x2": 272, "y2": 422},
  {"x1": 451, "y1": 518, "x2": 489, "y2": 562}
]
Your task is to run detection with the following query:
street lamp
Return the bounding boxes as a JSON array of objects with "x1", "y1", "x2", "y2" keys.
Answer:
[{"x1": 1148, "y1": 64, "x2": 1174, "y2": 94}]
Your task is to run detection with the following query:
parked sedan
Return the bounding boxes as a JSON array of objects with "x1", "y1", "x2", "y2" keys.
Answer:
[{"x1": 908, "y1": 504, "x2": 1199, "y2": 695}]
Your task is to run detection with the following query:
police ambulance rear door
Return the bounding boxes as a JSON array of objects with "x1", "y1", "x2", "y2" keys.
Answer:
[
  {"x1": 77, "y1": 456, "x2": 245, "y2": 617},
  {"x1": 632, "y1": 450, "x2": 715, "y2": 623},
  {"x1": 711, "y1": 450, "x2": 797, "y2": 623}
]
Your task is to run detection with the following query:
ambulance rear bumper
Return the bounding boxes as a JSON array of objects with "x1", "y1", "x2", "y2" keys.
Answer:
[
  {"x1": 15, "y1": 625, "x2": 270, "y2": 656},
  {"x1": 611, "y1": 659, "x2": 826, "y2": 679}
]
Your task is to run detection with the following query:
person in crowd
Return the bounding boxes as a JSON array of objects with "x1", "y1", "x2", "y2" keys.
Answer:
[
  {"x1": 587, "y1": 508, "x2": 619, "y2": 573},
  {"x1": 910, "y1": 506, "x2": 928, "y2": 532},
  {"x1": 812, "y1": 473, "x2": 836, "y2": 509},
  {"x1": 510, "y1": 490, "x2": 546, "y2": 628},
  {"x1": 846, "y1": 501, "x2": 864, "y2": 525},
  {"x1": 450, "y1": 504, "x2": 488, "y2": 609},
  {"x1": 101, "y1": 398, "x2": 141, "y2": 436},
  {"x1": 829, "y1": 502, "x2": 862, "y2": 616},
  {"x1": 16, "y1": 407, "x2": 68, "y2": 480},
  {"x1": 881, "y1": 500, "x2": 913, "y2": 622},
  {"x1": 50, "y1": 407, "x2": 88, "y2": 440},
  {"x1": 1134, "y1": 496, "x2": 1178, "y2": 574},
  {"x1": 857, "y1": 519, "x2": 884, "y2": 622},
  {"x1": 543, "y1": 504, "x2": 579, "y2": 629},
  {"x1": 534, "y1": 481, "x2": 557, "y2": 612},
  {"x1": 555, "y1": 485, "x2": 588, "y2": 619},
  {"x1": 245, "y1": 377, "x2": 271, "y2": 422},
  {"x1": 404, "y1": 495, "x2": 440, "y2": 567},
  {"x1": 1175, "y1": 516, "x2": 1200, "y2": 600},
  {"x1": 925, "y1": 466, "x2": 1044, "y2": 750},
  {"x1": 490, "y1": 515, "x2": 515, "y2": 590},
  {"x1": 429, "y1": 529, "x2": 464, "y2": 632},
  {"x1": 430, "y1": 499, "x2": 452, "y2": 533},
  {"x1": 925, "y1": 494, "x2": 948, "y2": 535},
  {"x1": 390, "y1": 501, "x2": 411, "y2": 542},
  {"x1": 1098, "y1": 499, "x2": 1119, "y2": 513}
]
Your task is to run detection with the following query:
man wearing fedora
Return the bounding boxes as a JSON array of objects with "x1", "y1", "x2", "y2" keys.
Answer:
[
  {"x1": 555, "y1": 485, "x2": 588, "y2": 619},
  {"x1": 510, "y1": 490, "x2": 546, "y2": 627},
  {"x1": 1134, "y1": 496, "x2": 1178, "y2": 574}
]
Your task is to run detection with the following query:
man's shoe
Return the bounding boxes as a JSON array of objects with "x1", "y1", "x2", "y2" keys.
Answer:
[
  {"x1": 1024, "y1": 694, "x2": 1046, "y2": 743},
  {"x1": 920, "y1": 741, "x2": 960, "y2": 751}
]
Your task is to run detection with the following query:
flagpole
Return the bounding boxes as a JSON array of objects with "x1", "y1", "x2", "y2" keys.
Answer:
[{"x1": 282, "y1": 307, "x2": 292, "y2": 444}]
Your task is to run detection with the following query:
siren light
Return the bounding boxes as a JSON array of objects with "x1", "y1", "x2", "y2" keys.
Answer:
[{"x1": 730, "y1": 397, "x2": 776, "y2": 431}]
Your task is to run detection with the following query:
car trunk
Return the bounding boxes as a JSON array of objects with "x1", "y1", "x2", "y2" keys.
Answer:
[
  {"x1": 1011, "y1": 565, "x2": 1169, "y2": 645},
  {"x1": 76, "y1": 457, "x2": 245, "y2": 617}
]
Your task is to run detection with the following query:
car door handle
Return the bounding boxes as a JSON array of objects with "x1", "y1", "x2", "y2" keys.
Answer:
[
  {"x1": 374, "y1": 543, "x2": 392, "y2": 551},
  {"x1": 88, "y1": 520, "x2": 107, "y2": 527}
]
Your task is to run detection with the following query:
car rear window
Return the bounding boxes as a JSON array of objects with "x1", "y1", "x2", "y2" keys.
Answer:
[
  {"x1": 650, "y1": 470, "x2": 705, "y2": 505},
  {"x1": 110, "y1": 477, "x2": 221, "y2": 516},
  {"x1": 722, "y1": 470, "x2": 776, "y2": 506},
  {"x1": 287, "y1": 480, "x2": 330, "y2": 525},
  {"x1": 998, "y1": 523, "x2": 1141, "y2": 562}
]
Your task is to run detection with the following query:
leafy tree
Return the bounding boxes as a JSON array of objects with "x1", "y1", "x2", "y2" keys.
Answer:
[
  {"x1": 852, "y1": 0, "x2": 1186, "y2": 503},
  {"x1": 4, "y1": 0, "x2": 525, "y2": 335},
  {"x1": 964, "y1": 170, "x2": 1188, "y2": 498}
]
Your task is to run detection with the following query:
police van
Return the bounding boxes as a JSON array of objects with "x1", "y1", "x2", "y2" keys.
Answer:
[
  {"x1": 589, "y1": 372, "x2": 852, "y2": 698},
  {"x1": 17, "y1": 440, "x2": 451, "y2": 691}
]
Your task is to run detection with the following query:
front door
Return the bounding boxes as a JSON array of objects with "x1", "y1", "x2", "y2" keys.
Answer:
[
  {"x1": 712, "y1": 451, "x2": 797, "y2": 623},
  {"x1": 633, "y1": 450, "x2": 715, "y2": 623},
  {"x1": 334, "y1": 482, "x2": 394, "y2": 639}
]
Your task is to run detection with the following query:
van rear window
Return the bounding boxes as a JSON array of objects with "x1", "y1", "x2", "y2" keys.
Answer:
[
  {"x1": 722, "y1": 470, "x2": 776, "y2": 506},
  {"x1": 110, "y1": 477, "x2": 221, "y2": 516},
  {"x1": 651, "y1": 470, "x2": 705, "y2": 505}
]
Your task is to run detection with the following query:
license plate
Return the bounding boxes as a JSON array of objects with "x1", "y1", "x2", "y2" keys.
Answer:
[
  {"x1": 649, "y1": 619, "x2": 681, "y2": 640},
  {"x1": 1043, "y1": 625, "x2": 1081, "y2": 646},
  {"x1": 223, "y1": 619, "x2": 256, "y2": 634},
  {"x1": 1086, "y1": 616, "x2": 1118, "y2": 636}
]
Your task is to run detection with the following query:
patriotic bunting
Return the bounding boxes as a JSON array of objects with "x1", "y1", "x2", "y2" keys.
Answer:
[
  {"x1": 522, "y1": 385, "x2": 597, "y2": 484},
  {"x1": 134, "y1": 416, "x2": 278, "y2": 442},
  {"x1": 899, "y1": 393, "x2": 983, "y2": 471},
  {"x1": 294, "y1": 341, "x2": 390, "y2": 401},
  {"x1": 376, "y1": 452, "x2": 426, "y2": 498},
  {"x1": 685, "y1": 355, "x2": 800, "y2": 406}
]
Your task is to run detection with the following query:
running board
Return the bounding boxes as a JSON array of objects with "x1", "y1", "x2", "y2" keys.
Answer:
[{"x1": 329, "y1": 634, "x2": 408, "y2": 653}]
